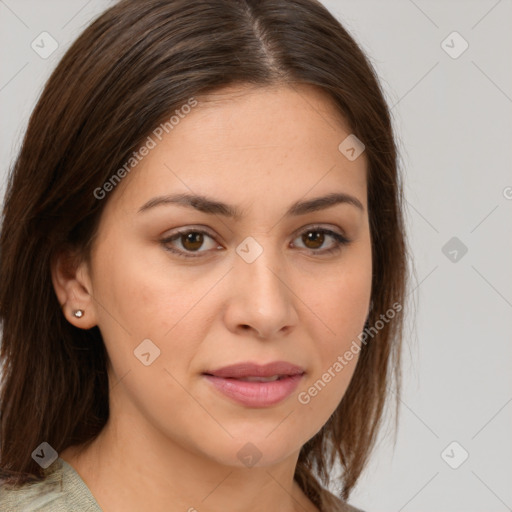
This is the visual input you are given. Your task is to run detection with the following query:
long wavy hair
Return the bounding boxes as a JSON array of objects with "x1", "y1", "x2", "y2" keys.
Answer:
[{"x1": 0, "y1": 0, "x2": 408, "y2": 510}]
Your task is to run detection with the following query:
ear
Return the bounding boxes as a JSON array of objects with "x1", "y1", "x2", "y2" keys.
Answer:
[{"x1": 51, "y1": 247, "x2": 98, "y2": 329}]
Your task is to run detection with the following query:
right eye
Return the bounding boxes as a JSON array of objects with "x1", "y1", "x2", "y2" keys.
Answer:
[{"x1": 160, "y1": 228, "x2": 223, "y2": 258}]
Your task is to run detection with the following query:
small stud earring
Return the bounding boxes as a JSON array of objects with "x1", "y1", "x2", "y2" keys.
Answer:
[{"x1": 72, "y1": 309, "x2": 84, "y2": 318}]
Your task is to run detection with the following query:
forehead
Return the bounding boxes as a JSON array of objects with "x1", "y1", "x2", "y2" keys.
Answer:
[
  {"x1": 191, "y1": 83, "x2": 353, "y2": 148},
  {"x1": 104, "y1": 83, "x2": 367, "y2": 216}
]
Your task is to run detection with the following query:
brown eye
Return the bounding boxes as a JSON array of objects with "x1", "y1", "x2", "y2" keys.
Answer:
[
  {"x1": 302, "y1": 231, "x2": 325, "y2": 250},
  {"x1": 181, "y1": 232, "x2": 204, "y2": 251}
]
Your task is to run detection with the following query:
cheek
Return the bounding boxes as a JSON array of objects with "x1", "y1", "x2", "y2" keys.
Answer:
[
  {"x1": 294, "y1": 248, "x2": 371, "y2": 428},
  {"x1": 92, "y1": 237, "x2": 206, "y2": 338},
  {"x1": 327, "y1": 265, "x2": 371, "y2": 368},
  {"x1": 307, "y1": 246, "x2": 372, "y2": 346},
  {"x1": 90, "y1": 237, "x2": 228, "y2": 392}
]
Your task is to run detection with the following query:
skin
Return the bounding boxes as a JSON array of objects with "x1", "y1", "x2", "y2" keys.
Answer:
[{"x1": 53, "y1": 83, "x2": 372, "y2": 512}]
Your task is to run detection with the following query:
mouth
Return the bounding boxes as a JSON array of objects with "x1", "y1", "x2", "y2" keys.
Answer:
[{"x1": 202, "y1": 361, "x2": 305, "y2": 407}]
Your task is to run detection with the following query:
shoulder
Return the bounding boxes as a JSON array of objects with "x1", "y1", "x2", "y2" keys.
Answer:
[
  {"x1": 334, "y1": 501, "x2": 366, "y2": 512},
  {"x1": 343, "y1": 504, "x2": 366, "y2": 512},
  {"x1": 328, "y1": 493, "x2": 367, "y2": 512},
  {"x1": 0, "y1": 457, "x2": 102, "y2": 511},
  {"x1": 328, "y1": 501, "x2": 366, "y2": 512}
]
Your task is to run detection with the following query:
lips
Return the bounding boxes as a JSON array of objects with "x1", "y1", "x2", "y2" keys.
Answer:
[
  {"x1": 202, "y1": 361, "x2": 305, "y2": 407},
  {"x1": 203, "y1": 361, "x2": 305, "y2": 379}
]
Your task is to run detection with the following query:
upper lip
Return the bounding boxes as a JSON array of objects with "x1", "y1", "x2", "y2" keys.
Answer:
[{"x1": 203, "y1": 361, "x2": 305, "y2": 378}]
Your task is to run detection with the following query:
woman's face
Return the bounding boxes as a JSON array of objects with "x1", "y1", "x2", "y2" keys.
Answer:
[{"x1": 66, "y1": 84, "x2": 372, "y2": 468}]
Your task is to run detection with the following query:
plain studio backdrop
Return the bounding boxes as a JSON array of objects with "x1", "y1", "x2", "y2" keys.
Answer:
[{"x1": 1, "y1": 1, "x2": 511, "y2": 511}]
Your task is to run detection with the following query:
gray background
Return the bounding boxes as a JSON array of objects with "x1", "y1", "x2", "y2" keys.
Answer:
[{"x1": 1, "y1": 1, "x2": 511, "y2": 511}]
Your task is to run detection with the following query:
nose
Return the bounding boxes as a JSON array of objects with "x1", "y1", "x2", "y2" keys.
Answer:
[{"x1": 223, "y1": 241, "x2": 298, "y2": 340}]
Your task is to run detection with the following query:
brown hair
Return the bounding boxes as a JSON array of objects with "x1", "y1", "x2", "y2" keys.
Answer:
[{"x1": 0, "y1": 0, "x2": 408, "y2": 510}]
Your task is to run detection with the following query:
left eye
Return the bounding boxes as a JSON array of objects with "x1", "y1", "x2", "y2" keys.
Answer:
[
  {"x1": 161, "y1": 226, "x2": 350, "y2": 259},
  {"x1": 291, "y1": 227, "x2": 350, "y2": 253}
]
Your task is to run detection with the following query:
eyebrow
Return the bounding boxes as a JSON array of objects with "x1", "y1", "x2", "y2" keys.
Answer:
[{"x1": 137, "y1": 191, "x2": 364, "y2": 218}]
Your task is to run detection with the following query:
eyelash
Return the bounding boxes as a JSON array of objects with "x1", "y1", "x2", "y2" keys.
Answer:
[{"x1": 160, "y1": 225, "x2": 351, "y2": 259}]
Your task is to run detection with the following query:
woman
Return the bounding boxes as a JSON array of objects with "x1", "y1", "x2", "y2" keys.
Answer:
[{"x1": 0, "y1": 0, "x2": 408, "y2": 510}]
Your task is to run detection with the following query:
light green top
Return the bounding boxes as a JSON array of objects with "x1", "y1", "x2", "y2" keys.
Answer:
[{"x1": 0, "y1": 457, "x2": 102, "y2": 511}]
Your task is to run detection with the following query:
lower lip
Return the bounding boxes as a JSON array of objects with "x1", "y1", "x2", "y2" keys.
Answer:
[{"x1": 203, "y1": 374, "x2": 304, "y2": 407}]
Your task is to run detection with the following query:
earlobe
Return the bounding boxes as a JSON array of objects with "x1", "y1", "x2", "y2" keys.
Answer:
[{"x1": 51, "y1": 249, "x2": 98, "y2": 329}]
